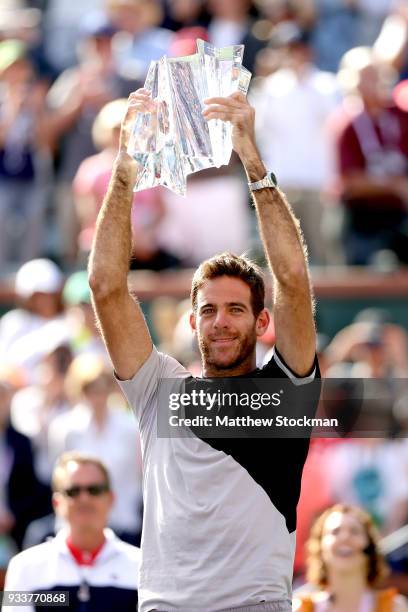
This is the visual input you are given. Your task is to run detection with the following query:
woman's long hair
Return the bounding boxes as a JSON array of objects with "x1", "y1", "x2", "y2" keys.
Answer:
[{"x1": 306, "y1": 504, "x2": 389, "y2": 588}]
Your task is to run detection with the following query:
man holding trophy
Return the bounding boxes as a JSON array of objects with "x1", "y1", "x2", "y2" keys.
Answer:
[{"x1": 89, "y1": 42, "x2": 318, "y2": 612}]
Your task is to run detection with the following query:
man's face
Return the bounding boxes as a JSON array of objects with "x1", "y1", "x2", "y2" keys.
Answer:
[
  {"x1": 190, "y1": 276, "x2": 268, "y2": 374},
  {"x1": 53, "y1": 462, "x2": 113, "y2": 533}
]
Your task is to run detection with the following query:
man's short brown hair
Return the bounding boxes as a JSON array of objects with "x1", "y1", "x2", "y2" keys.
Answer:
[
  {"x1": 52, "y1": 451, "x2": 111, "y2": 492},
  {"x1": 191, "y1": 252, "x2": 265, "y2": 317}
]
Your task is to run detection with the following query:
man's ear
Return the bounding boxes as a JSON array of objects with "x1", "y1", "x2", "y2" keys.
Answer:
[
  {"x1": 52, "y1": 492, "x2": 60, "y2": 511},
  {"x1": 255, "y1": 308, "x2": 270, "y2": 338},
  {"x1": 106, "y1": 490, "x2": 115, "y2": 512},
  {"x1": 189, "y1": 311, "x2": 196, "y2": 332}
]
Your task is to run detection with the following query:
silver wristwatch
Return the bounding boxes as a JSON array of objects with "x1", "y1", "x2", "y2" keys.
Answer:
[{"x1": 248, "y1": 171, "x2": 278, "y2": 191}]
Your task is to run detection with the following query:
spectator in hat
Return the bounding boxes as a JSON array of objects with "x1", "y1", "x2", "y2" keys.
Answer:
[
  {"x1": 0, "y1": 259, "x2": 70, "y2": 381},
  {"x1": 0, "y1": 39, "x2": 54, "y2": 267}
]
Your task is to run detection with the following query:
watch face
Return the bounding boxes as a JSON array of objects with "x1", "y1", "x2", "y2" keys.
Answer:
[
  {"x1": 249, "y1": 171, "x2": 278, "y2": 190},
  {"x1": 268, "y1": 172, "x2": 277, "y2": 186}
]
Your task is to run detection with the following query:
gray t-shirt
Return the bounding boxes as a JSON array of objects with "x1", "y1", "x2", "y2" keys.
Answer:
[{"x1": 117, "y1": 346, "x2": 317, "y2": 612}]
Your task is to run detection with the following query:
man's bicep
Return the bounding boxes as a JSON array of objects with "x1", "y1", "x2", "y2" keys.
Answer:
[
  {"x1": 92, "y1": 289, "x2": 152, "y2": 380},
  {"x1": 117, "y1": 346, "x2": 189, "y2": 424},
  {"x1": 273, "y1": 280, "x2": 316, "y2": 377}
]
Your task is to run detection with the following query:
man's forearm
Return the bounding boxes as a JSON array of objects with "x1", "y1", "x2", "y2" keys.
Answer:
[
  {"x1": 88, "y1": 155, "x2": 136, "y2": 296},
  {"x1": 242, "y1": 148, "x2": 309, "y2": 287}
]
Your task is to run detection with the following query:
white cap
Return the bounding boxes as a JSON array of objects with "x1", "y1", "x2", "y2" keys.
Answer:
[{"x1": 15, "y1": 259, "x2": 64, "y2": 298}]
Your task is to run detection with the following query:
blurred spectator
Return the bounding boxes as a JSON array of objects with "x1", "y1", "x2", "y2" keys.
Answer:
[
  {"x1": 0, "y1": 380, "x2": 49, "y2": 552},
  {"x1": 162, "y1": 0, "x2": 210, "y2": 32},
  {"x1": 253, "y1": 0, "x2": 316, "y2": 29},
  {"x1": 168, "y1": 25, "x2": 209, "y2": 56},
  {"x1": 4, "y1": 452, "x2": 140, "y2": 612},
  {"x1": 73, "y1": 99, "x2": 179, "y2": 269},
  {"x1": 324, "y1": 312, "x2": 408, "y2": 435},
  {"x1": 107, "y1": 0, "x2": 173, "y2": 82},
  {"x1": 355, "y1": 0, "x2": 394, "y2": 47},
  {"x1": 47, "y1": 16, "x2": 129, "y2": 263},
  {"x1": 162, "y1": 298, "x2": 202, "y2": 371},
  {"x1": 252, "y1": 22, "x2": 340, "y2": 264},
  {"x1": 374, "y1": 1, "x2": 408, "y2": 81},
  {"x1": 394, "y1": 80, "x2": 408, "y2": 113},
  {"x1": 325, "y1": 311, "x2": 408, "y2": 377},
  {"x1": 63, "y1": 270, "x2": 108, "y2": 358},
  {"x1": 206, "y1": 0, "x2": 264, "y2": 74},
  {"x1": 0, "y1": 39, "x2": 53, "y2": 267},
  {"x1": 0, "y1": 259, "x2": 70, "y2": 381},
  {"x1": 334, "y1": 46, "x2": 408, "y2": 265},
  {"x1": 0, "y1": 2, "x2": 50, "y2": 79},
  {"x1": 293, "y1": 504, "x2": 408, "y2": 610},
  {"x1": 42, "y1": 1, "x2": 106, "y2": 74},
  {"x1": 158, "y1": 171, "x2": 252, "y2": 266},
  {"x1": 10, "y1": 345, "x2": 73, "y2": 485},
  {"x1": 293, "y1": 439, "x2": 337, "y2": 576},
  {"x1": 48, "y1": 354, "x2": 143, "y2": 545},
  {"x1": 309, "y1": 0, "x2": 360, "y2": 73},
  {"x1": 324, "y1": 439, "x2": 408, "y2": 535}
]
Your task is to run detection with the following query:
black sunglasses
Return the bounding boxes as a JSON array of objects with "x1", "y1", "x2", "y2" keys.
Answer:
[{"x1": 62, "y1": 483, "x2": 110, "y2": 498}]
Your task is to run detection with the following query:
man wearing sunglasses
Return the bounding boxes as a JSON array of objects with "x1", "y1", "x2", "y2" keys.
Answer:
[{"x1": 3, "y1": 451, "x2": 140, "y2": 611}]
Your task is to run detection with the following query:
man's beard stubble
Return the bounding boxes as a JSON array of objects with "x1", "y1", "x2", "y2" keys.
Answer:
[{"x1": 198, "y1": 326, "x2": 257, "y2": 374}]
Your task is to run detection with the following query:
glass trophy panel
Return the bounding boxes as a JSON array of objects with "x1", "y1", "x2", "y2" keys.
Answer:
[{"x1": 128, "y1": 39, "x2": 252, "y2": 195}]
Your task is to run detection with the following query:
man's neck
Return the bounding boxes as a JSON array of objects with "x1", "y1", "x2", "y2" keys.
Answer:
[
  {"x1": 67, "y1": 528, "x2": 105, "y2": 553},
  {"x1": 202, "y1": 355, "x2": 257, "y2": 378},
  {"x1": 363, "y1": 98, "x2": 385, "y2": 118},
  {"x1": 92, "y1": 407, "x2": 108, "y2": 430}
]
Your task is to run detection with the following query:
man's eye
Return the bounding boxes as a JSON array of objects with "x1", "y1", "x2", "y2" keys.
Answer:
[
  {"x1": 202, "y1": 308, "x2": 214, "y2": 315},
  {"x1": 230, "y1": 307, "x2": 243, "y2": 313}
]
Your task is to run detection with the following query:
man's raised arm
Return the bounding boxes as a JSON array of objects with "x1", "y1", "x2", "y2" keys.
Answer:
[
  {"x1": 203, "y1": 92, "x2": 316, "y2": 376},
  {"x1": 88, "y1": 90, "x2": 153, "y2": 380}
]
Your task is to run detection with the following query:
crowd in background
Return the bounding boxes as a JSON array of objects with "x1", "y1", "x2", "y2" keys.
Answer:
[
  {"x1": 1, "y1": 0, "x2": 408, "y2": 598},
  {"x1": 0, "y1": 0, "x2": 407, "y2": 270}
]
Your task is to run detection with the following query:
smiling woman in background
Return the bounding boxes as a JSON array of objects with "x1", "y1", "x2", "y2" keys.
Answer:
[{"x1": 293, "y1": 504, "x2": 408, "y2": 612}]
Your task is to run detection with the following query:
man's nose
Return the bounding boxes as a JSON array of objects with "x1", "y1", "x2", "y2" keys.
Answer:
[{"x1": 213, "y1": 310, "x2": 230, "y2": 328}]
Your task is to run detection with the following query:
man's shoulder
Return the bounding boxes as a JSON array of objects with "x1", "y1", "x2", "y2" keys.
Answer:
[
  {"x1": 109, "y1": 535, "x2": 141, "y2": 564},
  {"x1": 117, "y1": 346, "x2": 190, "y2": 385},
  {"x1": 8, "y1": 538, "x2": 56, "y2": 571},
  {"x1": 103, "y1": 532, "x2": 140, "y2": 588},
  {"x1": 258, "y1": 347, "x2": 319, "y2": 381}
]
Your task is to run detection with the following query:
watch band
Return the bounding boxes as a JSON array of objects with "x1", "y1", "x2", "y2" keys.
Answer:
[{"x1": 248, "y1": 171, "x2": 278, "y2": 191}]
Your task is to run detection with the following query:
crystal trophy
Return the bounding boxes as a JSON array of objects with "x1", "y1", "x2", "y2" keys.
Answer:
[{"x1": 127, "y1": 39, "x2": 252, "y2": 196}]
